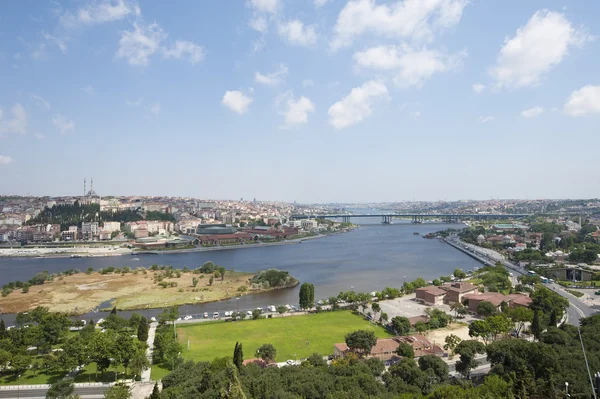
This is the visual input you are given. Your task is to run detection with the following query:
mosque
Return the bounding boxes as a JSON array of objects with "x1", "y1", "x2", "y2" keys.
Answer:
[{"x1": 81, "y1": 178, "x2": 101, "y2": 205}]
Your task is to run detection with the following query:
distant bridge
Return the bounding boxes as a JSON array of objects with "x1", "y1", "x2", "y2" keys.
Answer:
[{"x1": 289, "y1": 213, "x2": 531, "y2": 224}]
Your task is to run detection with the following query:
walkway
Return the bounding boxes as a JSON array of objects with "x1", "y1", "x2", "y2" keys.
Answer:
[{"x1": 141, "y1": 322, "x2": 158, "y2": 382}]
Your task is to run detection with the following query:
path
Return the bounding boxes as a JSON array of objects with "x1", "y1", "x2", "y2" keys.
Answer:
[{"x1": 141, "y1": 322, "x2": 158, "y2": 382}]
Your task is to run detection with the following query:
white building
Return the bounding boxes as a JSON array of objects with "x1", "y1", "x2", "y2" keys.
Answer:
[
  {"x1": 287, "y1": 220, "x2": 302, "y2": 228},
  {"x1": 301, "y1": 219, "x2": 318, "y2": 230},
  {"x1": 81, "y1": 222, "x2": 99, "y2": 238},
  {"x1": 102, "y1": 221, "x2": 121, "y2": 233}
]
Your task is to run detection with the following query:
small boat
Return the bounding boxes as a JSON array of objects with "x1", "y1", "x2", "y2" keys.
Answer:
[
  {"x1": 70, "y1": 254, "x2": 81, "y2": 258},
  {"x1": 413, "y1": 232, "x2": 420, "y2": 235},
  {"x1": 132, "y1": 258, "x2": 140, "y2": 261}
]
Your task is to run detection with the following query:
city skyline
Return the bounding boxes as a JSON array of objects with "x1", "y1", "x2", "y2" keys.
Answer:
[{"x1": 1, "y1": 0, "x2": 600, "y2": 202}]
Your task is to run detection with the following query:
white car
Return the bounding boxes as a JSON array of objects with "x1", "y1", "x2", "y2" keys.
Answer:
[
  {"x1": 213, "y1": 312, "x2": 220, "y2": 319},
  {"x1": 203, "y1": 312, "x2": 208, "y2": 318},
  {"x1": 246, "y1": 310, "x2": 253, "y2": 316},
  {"x1": 184, "y1": 315, "x2": 192, "y2": 321},
  {"x1": 176, "y1": 318, "x2": 182, "y2": 322},
  {"x1": 224, "y1": 311, "x2": 231, "y2": 317},
  {"x1": 150, "y1": 317, "x2": 157, "y2": 322},
  {"x1": 286, "y1": 360, "x2": 294, "y2": 365}
]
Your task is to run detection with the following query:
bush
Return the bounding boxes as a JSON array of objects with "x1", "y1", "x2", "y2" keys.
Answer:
[{"x1": 237, "y1": 286, "x2": 247, "y2": 292}]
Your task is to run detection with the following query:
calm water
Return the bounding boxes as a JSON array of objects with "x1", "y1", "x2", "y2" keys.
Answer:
[{"x1": 0, "y1": 218, "x2": 480, "y2": 324}]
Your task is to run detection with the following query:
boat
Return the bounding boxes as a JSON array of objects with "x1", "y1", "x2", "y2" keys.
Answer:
[
  {"x1": 132, "y1": 258, "x2": 140, "y2": 261},
  {"x1": 70, "y1": 254, "x2": 81, "y2": 258},
  {"x1": 413, "y1": 232, "x2": 420, "y2": 235}
]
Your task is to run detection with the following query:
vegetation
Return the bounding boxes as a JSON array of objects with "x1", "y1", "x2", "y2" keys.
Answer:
[
  {"x1": 298, "y1": 282, "x2": 315, "y2": 310},
  {"x1": 249, "y1": 269, "x2": 295, "y2": 289}
]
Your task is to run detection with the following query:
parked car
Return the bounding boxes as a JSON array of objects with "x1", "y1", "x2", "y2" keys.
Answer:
[
  {"x1": 286, "y1": 360, "x2": 294, "y2": 365},
  {"x1": 203, "y1": 312, "x2": 208, "y2": 318},
  {"x1": 213, "y1": 312, "x2": 220, "y2": 319},
  {"x1": 594, "y1": 290, "x2": 600, "y2": 295},
  {"x1": 184, "y1": 315, "x2": 192, "y2": 321}
]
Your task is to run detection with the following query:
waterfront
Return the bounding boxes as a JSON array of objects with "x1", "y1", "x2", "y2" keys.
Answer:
[{"x1": 0, "y1": 219, "x2": 481, "y2": 323}]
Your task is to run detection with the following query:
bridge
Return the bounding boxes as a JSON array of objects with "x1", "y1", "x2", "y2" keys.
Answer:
[{"x1": 289, "y1": 213, "x2": 531, "y2": 224}]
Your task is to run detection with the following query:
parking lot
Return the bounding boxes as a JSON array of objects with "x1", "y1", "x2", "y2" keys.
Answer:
[{"x1": 378, "y1": 293, "x2": 453, "y2": 319}]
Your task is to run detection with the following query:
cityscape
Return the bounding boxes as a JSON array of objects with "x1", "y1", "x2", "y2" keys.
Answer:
[{"x1": 1, "y1": 0, "x2": 600, "y2": 398}]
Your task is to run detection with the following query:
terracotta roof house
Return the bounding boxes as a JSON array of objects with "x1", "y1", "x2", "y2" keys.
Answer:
[
  {"x1": 408, "y1": 315, "x2": 429, "y2": 326},
  {"x1": 464, "y1": 292, "x2": 532, "y2": 313},
  {"x1": 415, "y1": 286, "x2": 446, "y2": 305},
  {"x1": 440, "y1": 282, "x2": 478, "y2": 304},
  {"x1": 242, "y1": 358, "x2": 268, "y2": 368},
  {"x1": 333, "y1": 336, "x2": 444, "y2": 361},
  {"x1": 507, "y1": 294, "x2": 533, "y2": 308}
]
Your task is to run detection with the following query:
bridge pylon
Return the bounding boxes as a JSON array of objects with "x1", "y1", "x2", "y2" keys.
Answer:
[{"x1": 381, "y1": 215, "x2": 392, "y2": 224}]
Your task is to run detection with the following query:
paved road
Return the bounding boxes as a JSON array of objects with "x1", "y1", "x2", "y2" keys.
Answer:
[
  {"x1": 0, "y1": 386, "x2": 108, "y2": 398},
  {"x1": 141, "y1": 322, "x2": 158, "y2": 382}
]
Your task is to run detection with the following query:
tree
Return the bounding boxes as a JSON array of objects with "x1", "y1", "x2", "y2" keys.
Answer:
[
  {"x1": 46, "y1": 377, "x2": 75, "y2": 399},
  {"x1": 192, "y1": 277, "x2": 199, "y2": 287},
  {"x1": 395, "y1": 342, "x2": 414, "y2": 358},
  {"x1": 0, "y1": 319, "x2": 5, "y2": 338},
  {"x1": 276, "y1": 305, "x2": 287, "y2": 315},
  {"x1": 103, "y1": 383, "x2": 130, "y2": 399},
  {"x1": 531, "y1": 309, "x2": 542, "y2": 340},
  {"x1": 256, "y1": 343, "x2": 276, "y2": 363},
  {"x1": 432, "y1": 278, "x2": 441, "y2": 286},
  {"x1": 418, "y1": 355, "x2": 449, "y2": 383},
  {"x1": 506, "y1": 306, "x2": 533, "y2": 338},
  {"x1": 468, "y1": 320, "x2": 493, "y2": 345},
  {"x1": 303, "y1": 352, "x2": 327, "y2": 368},
  {"x1": 251, "y1": 309, "x2": 262, "y2": 320},
  {"x1": 11, "y1": 354, "x2": 31, "y2": 376},
  {"x1": 414, "y1": 321, "x2": 428, "y2": 333},
  {"x1": 214, "y1": 271, "x2": 221, "y2": 281},
  {"x1": 486, "y1": 315, "x2": 512, "y2": 342},
  {"x1": 371, "y1": 302, "x2": 380, "y2": 317},
  {"x1": 217, "y1": 266, "x2": 226, "y2": 281},
  {"x1": 233, "y1": 342, "x2": 243, "y2": 370},
  {"x1": 391, "y1": 316, "x2": 411, "y2": 335},
  {"x1": 299, "y1": 283, "x2": 315, "y2": 310},
  {"x1": 209, "y1": 276, "x2": 214, "y2": 286},
  {"x1": 454, "y1": 269, "x2": 467, "y2": 279},
  {"x1": 380, "y1": 312, "x2": 388, "y2": 324},
  {"x1": 477, "y1": 301, "x2": 497, "y2": 317},
  {"x1": 149, "y1": 382, "x2": 160, "y2": 399},
  {"x1": 444, "y1": 334, "x2": 462, "y2": 356},
  {"x1": 454, "y1": 340, "x2": 486, "y2": 379},
  {"x1": 137, "y1": 317, "x2": 149, "y2": 342},
  {"x1": 328, "y1": 297, "x2": 339, "y2": 311},
  {"x1": 345, "y1": 330, "x2": 377, "y2": 357}
]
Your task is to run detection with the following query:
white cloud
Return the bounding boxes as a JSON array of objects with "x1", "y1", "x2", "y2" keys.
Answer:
[
  {"x1": 330, "y1": 0, "x2": 469, "y2": 50},
  {"x1": 31, "y1": 94, "x2": 51, "y2": 110},
  {"x1": 472, "y1": 83, "x2": 486, "y2": 93},
  {"x1": 353, "y1": 44, "x2": 466, "y2": 87},
  {"x1": 42, "y1": 32, "x2": 68, "y2": 54},
  {"x1": 82, "y1": 85, "x2": 95, "y2": 95},
  {"x1": 255, "y1": 64, "x2": 288, "y2": 85},
  {"x1": 35, "y1": 133, "x2": 45, "y2": 140},
  {"x1": 126, "y1": 97, "x2": 144, "y2": 106},
  {"x1": 521, "y1": 106, "x2": 545, "y2": 118},
  {"x1": 116, "y1": 22, "x2": 166, "y2": 66},
  {"x1": 278, "y1": 20, "x2": 317, "y2": 47},
  {"x1": 248, "y1": 0, "x2": 280, "y2": 14},
  {"x1": 149, "y1": 103, "x2": 161, "y2": 114},
  {"x1": 163, "y1": 40, "x2": 206, "y2": 64},
  {"x1": 222, "y1": 91, "x2": 253, "y2": 114},
  {"x1": 314, "y1": 0, "x2": 330, "y2": 7},
  {"x1": 249, "y1": 16, "x2": 268, "y2": 33},
  {"x1": 478, "y1": 115, "x2": 494, "y2": 124},
  {"x1": 328, "y1": 80, "x2": 389, "y2": 129},
  {"x1": 410, "y1": 111, "x2": 421, "y2": 118},
  {"x1": 490, "y1": 10, "x2": 592, "y2": 88},
  {"x1": 302, "y1": 79, "x2": 314, "y2": 87},
  {"x1": 0, "y1": 155, "x2": 14, "y2": 165},
  {"x1": 61, "y1": 0, "x2": 139, "y2": 28},
  {"x1": 0, "y1": 103, "x2": 27, "y2": 136},
  {"x1": 52, "y1": 115, "x2": 75, "y2": 135},
  {"x1": 277, "y1": 92, "x2": 315, "y2": 128},
  {"x1": 563, "y1": 85, "x2": 600, "y2": 116}
]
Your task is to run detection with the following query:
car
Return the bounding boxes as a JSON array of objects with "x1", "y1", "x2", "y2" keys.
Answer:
[
  {"x1": 176, "y1": 318, "x2": 182, "y2": 322},
  {"x1": 184, "y1": 315, "x2": 192, "y2": 321},
  {"x1": 595, "y1": 290, "x2": 600, "y2": 295},
  {"x1": 203, "y1": 312, "x2": 208, "y2": 318},
  {"x1": 150, "y1": 317, "x2": 157, "y2": 322},
  {"x1": 286, "y1": 360, "x2": 294, "y2": 365},
  {"x1": 213, "y1": 312, "x2": 220, "y2": 319},
  {"x1": 246, "y1": 310, "x2": 253, "y2": 315}
]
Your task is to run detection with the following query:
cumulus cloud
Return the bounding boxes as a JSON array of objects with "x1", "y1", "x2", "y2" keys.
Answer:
[
  {"x1": 255, "y1": 64, "x2": 288, "y2": 85},
  {"x1": 328, "y1": 80, "x2": 389, "y2": 129},
  {"x1": 478, "y1": 115, "x2": 494, "y2": 124},
  {"x1": 0, "y1": 155, "x2": 14, "y2": 165},
  {"x1": 61, "y1": 0, "x2": 140, "y2": 28},
  {"x1": 163, "y1": 40, "x2": 206, "y2": 64},
  {"x1": 490, "y1": 10, "x2": 592, "y2": 88},
  {"x1": 521, "y1": 106, "x2": 545, "y2": 118},
  {"x1": 249, "y1": 16, "x2": 269, "y2": 33},
  {"x1": 248, "y1": 0, "x2": 280, "y2": 14},
  {"x1": 222, "y1": 91, "x2": 253, "y2": 114},
  {"x1": 330, "y1": 0, "x2": 469, "y2": 50},
  {"x1": 0, "y1": 103, "x2": 27, "y2": 136},
  {"x1": 278, "y1": 20, "x2": 317, "y2": 47},
  {"x1": 314, "y1": 0, "x2": 330, "y2": 7},
  {"x1": 563, "y1": 85, "x2": 600, "y2": 116},
  {"x1": 52, "y1": 115, "x2": 75, "y2": 135},
  {"x1": 116, "y1": 22, "x2": 166, "y2": 66},
  {"x1": 472, "y1": 83, "x2": 486, "y2": 93},
  {"x1": 353, "y1": 44, "x2": 466, "y2": 87},
  {"x1": 277, "y1": 92, "x2": 315, "y2": 128}
]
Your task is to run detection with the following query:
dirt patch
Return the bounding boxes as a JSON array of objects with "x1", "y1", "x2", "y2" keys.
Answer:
[{"x1": 0, "y1": 270, "x2": 286, "y2": 315}]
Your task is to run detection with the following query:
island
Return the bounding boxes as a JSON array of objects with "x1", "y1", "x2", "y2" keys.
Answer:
[{"x1": 0, "y1": 263, "x2": 298, "y2": 315}]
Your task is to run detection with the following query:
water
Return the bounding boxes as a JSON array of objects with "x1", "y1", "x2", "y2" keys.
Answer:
[{"x1": 0, "y1": 218, "x2": 480, "y2": 324}]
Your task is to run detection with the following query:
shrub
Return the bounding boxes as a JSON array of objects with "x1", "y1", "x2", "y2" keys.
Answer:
[{"x1": 237, "y1": 286, "x2": 247, "y2": 292}]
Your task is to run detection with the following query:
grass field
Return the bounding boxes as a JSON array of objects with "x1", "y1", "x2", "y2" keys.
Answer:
[{"x1": 176, "y1": 311, "x2": 392, "y2": 364}]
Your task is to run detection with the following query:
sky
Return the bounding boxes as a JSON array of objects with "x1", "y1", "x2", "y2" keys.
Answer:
[{"x1": 1, "y1": 0, "x2": 600, "y2": 203}]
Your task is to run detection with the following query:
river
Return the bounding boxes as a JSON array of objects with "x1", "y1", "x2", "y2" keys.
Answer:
[{"x1": 0, "y1": 217, "x2": 480, "y2": 324}]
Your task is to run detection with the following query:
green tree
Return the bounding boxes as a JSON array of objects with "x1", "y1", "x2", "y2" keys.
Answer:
[
  {"x1": 276, "y1": 305, "x2": 287, "y2": 315},
  {"x1": 233, "y1": 342, "x2": 243, "y2": 370},
  {"x1": 395, "y1": 342, "x2": 415, "y2": 358},
  {"x1": 299, "y1": 283, "x2": 315, "y2": 310},
  {"x1": 371, "y1": 302, "x2": 380, "y2": 317},
  {"x1": 137, "y1": 317, "x2": 149, "y2": 342},
  {"x1": 477, "y1": 301, "x2": 497, "y2": 317},
  {"x1": 0, "y1": 319, "x2": 5, "y2": 338},
  {"x1": 455, "y1": 340, "x2": 486, "y2": 379},
  {"x1": 414, "y1": 321, "x2": 428, "y2": 333},
  {"x1": 454, "y1": 269, "x2": 467, "y2": 279},
  {"x1": 506, "y1": 306, "x2": 533, "y2": 337},
  {"x1": 192, "y1": 277, "x2": 199, "y2": 287},
  {"x1": 256, "y1": 343, "x2": 276, "y2": 363},
  {"x1": 486, "y1": 314, "x2": 512, "y2": 342},
  {"x1": 380, "y1": 312, "x2": 389, "y2": 324},
  {"x1": 217, "y1": 266, "x2": 226, "y2": 281},
  {"x1": 46, "y1": 377, "x2": 75, "y2": 399},
  {"x1": 251, "y1": 309, "x2": 262, "y2": 320},
  {"x1": 209, "y1": 276, "x2": 214, "y2": 286},
  {"x1": 391, "y1": 316, "x2": 411, "y2": 335},
  {"x1": 418, "y1": 354, "x2": 449, "y2": 383},
  {"x1": 345, "y1": 330, "x2": 377, "y2": 357},
  {"x1": 444, "y1": 334, "x2": 462, "y2": 356},
  {"x1": 468, "y1": 320, "x2": 493, "y2": 345},
  {"x1": 149, "y1": 382, "x2": 160, "y2": 399},
  {"x1": 103, "y1": 383, "x2": 130, "y2": 399},
  {"x1": 531, "y1": 309, "x2": 542, "y2": 340}
]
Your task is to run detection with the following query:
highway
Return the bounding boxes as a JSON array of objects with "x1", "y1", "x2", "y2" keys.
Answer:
[
  {"x1": 448, "y1": 237, "x2": 598, "y2": 325},
  {"x1": 0, "y1": 386, "x2": 108, "y2": 398}
]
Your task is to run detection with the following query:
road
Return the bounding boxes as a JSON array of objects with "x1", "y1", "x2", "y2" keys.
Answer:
[
  {"x1": 0, "y1": 386, "x2": 108, "y2": 398},
  {"x1": 449, "y1": 237, "x2": 598, "y2": 325}
]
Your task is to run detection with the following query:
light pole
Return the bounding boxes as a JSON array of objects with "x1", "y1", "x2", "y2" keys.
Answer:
[
  {"x1": 17, "y1": 374, "x2": 21, "y2": 399},
  {"x1": 565, "y1": 382, "x2": 570, "y2": 398}
]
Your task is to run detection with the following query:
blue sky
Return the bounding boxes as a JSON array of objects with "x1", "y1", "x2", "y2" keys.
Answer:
[{"x1": 1, "y1": 0, "x2": 600, "y2": 202}]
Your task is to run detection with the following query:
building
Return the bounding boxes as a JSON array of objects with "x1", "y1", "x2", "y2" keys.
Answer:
[
  {"x1": 415, "y1": 286, "x2": 447, "y2": 306},
  {"x1": 440, "y1": 282, "x2": 478, "y2": 304},
  {"x1": 143, "y1": 202, "x2": 164, "y2": 212},
  {"x1": 81, "y1": 222, "x2": 99, "y2": 239},
  {"x1": 102, "y1": 221, "x2": 121, "y2": 233},
  {"x1": 287, "y1": 220, "x2": 302, "y2": 228},
  {"x1": 333, "y1": 335, "x2": 444, "y2": 362},
  {"x1": 134, "y1": 229, "x2": 149, "y2": 239},
  {"x1": 301, "y1": 219, "x2": 318, "y2": 230},
  {"x1": 463, "y1": 292, "x2": 532, "y2": 314},
  {"x1": 545, "y1": 267, "x2": 594, "y2": 282}
]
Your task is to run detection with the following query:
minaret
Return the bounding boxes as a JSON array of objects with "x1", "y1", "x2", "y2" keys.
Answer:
[
  {"x1": 84, "y1": 178, "x2": 86, "y2": 197},
  {"x1": 91, "y1": 178, "x2": 94, "y2": 194}
]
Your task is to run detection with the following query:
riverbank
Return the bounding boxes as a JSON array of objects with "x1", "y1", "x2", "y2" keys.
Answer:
[
  {"x1": 0, "y1": 268, "x2": 298, "y2": 315},
  {"x1": 0, "y1": 231, "x2": 349, "y2": 258}
]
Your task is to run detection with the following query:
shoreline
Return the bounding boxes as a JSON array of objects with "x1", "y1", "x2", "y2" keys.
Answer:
[{"x1": 0, "y1": 230, "x2": 354, "y2": 259}]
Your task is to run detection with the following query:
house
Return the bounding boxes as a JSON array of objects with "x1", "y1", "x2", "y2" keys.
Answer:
[
  {"x1": 440, "y1": 282, "x2": 478, "y2": 304},
  {"x1": 242, "y1": 358, "x2": 268, "y2": 368},
  {"x1": 463, "y1": 292, "x2": 532, "y2": 314},
  {"x1": 408, "y1": 315, "x2": 429, "y2": 326},
  {"x1": 415, "y1": 286, "x2": 446, "y2": 305},
  {"x1": 333, "y1": 336, "x2": 444, "y2": 361}
]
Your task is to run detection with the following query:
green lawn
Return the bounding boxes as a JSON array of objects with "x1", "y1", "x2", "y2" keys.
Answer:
[
  {"x1": 151, "y1": 365, "x2": 171, "y2": 381},
  {"x1": 0, "y1": 369, "x2": 63, "y2": 386},
  {"x1": 74, "y1": 363, "x2": 137, "y2": 383},
  {"x1": 176, "y1": 311, "x2": 391, "y2": 363}
]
